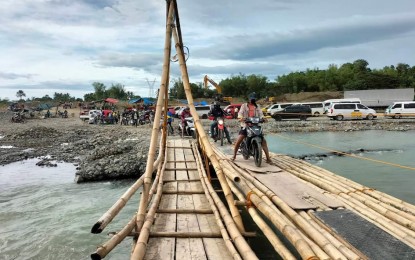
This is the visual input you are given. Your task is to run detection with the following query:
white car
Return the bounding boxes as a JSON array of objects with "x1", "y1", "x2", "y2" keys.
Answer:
[
  {"x1": 326, "y1": 103, "x2": 377, "y2": 120},
  {"x1": 267, "y1": 103, "x2": 297, "y2": 115},
  {"x1": 385, "y1": 101, "x2": 415, "y2": 119}
]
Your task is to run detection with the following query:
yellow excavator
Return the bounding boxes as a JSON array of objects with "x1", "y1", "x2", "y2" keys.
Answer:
[{"x1": 203, "y1": 75, "x2": 232, "y2": 103}]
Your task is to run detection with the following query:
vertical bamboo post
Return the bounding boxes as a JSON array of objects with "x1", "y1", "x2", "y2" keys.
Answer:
[
  {"x1": 134, "y1": 0, "x2": 174, "y2": 237},
  {"x1": 171, "y1": 17, "x2": 245, "y2": 233}
]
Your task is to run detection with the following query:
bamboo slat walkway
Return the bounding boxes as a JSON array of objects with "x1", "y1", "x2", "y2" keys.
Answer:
[{"x1": 144, "y1": 139, "x2": 233, "y2": 260}]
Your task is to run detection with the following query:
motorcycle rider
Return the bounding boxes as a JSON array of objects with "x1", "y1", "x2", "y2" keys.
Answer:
[
  {"x1": 180, "y1": 106, "x2": 191, "y2": 136},
  {"x1": 232, "y1": 93, "x2": 271, "y2": 163},
  {"x1": 209, "y1": 102, "x2": 232, "y2": 144}
]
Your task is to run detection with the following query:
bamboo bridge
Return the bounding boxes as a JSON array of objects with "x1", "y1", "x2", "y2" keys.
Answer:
[{"x1": 90, "y1": 1, "x2": 415, "y2": 259}]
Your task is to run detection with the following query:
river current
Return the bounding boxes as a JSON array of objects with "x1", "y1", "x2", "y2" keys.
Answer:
[{"x1": 0, "y1": 130, "x2": 414, "y2": 259}]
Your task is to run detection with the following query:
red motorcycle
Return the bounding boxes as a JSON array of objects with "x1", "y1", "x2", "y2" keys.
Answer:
[{"x1": 209, "y1": 115, "x2": 232, "y2": 146}]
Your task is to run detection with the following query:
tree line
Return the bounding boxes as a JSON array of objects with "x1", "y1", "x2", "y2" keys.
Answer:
[
  {"x1": 171, "y1": 59, "x2": 415, "y2": 100},
  {"x1": 2, "y1": 59, "x2": 414, "y2": 104}
]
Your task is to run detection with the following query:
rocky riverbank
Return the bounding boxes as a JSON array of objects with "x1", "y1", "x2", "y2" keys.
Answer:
[{"x1": 1, "y1": 110, "x2": 415, "y2": 183}]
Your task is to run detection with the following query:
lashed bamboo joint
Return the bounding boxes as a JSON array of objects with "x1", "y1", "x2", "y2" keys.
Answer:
[{"x1": 90, "y1": 1, "x2": 415, "y2": 259}]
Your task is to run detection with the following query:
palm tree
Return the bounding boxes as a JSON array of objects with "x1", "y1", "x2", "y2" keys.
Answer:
[{"x1": 16, "y1": 90, "x2": 26, "y2": 100}]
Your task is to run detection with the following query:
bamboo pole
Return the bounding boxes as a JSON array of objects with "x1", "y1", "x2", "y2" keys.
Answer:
[
  {"x1": 91, "y1": 215, "x2": 137, "y2": 260},
  {"x1": 275, "y1": 154, "x2": 415, "y2": 233},
  {"x1": 213, "y1": 147, "x2": 348, "y2": 259},
  {"x1": 226, "y1": 176, "x2": 297, "y2": 260},
  {"x1": 130, "y1": 145, "x2": 168, "y2": 259},
  {"x1": 134, "y1": 0, "x2": 173, "y2": 237},
  {"x1": 171, "y1": 18, "x2": 245, "y2": 232},
  {"x1": 193, "y1": 144, "x2": 256, "y2": 259},
  {"x1": 91, "y1": 157, "x2": 162, "y2": 234}
]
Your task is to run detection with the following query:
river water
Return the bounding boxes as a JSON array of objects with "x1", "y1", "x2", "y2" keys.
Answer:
[{"x1": 1, "y1": 130, "x2": 414, "y2": 259}]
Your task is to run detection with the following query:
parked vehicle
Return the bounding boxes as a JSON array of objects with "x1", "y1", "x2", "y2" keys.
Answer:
[
  {"x1": 326, "y1": 103, "x2": 377, "y2": 120},
  {"x1": 300, "y1": 102, "x2": 324, "y2": 116},
  {"x1": 240, "y1": 117, "x2": 264, "y2": 167},
  {"x1": 267, "y1": 103, "x2": 297, "y2": 116},
  {"x1": 272, "y1": 105, "x2": 312, "y2": 121},
  {"x1": 384, "y1": 101, "x2": 415, "y2": 119},
  {"x1": 11, "y1": 112, "x2": 26, "y2": 123},
  {"x1": 323, "y1": 98, "x2": 361, "y2": 113},
  {"x1": 176, "y1": 105, "x2": 211, "y2": 119},
  {"x1": 224, "y1": 104, "x2": 241, "y2": 119}
]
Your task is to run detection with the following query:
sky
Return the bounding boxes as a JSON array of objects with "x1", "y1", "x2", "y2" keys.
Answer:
[{"x1": 1, "y1": 0, "x2": 415, "y2": 100}]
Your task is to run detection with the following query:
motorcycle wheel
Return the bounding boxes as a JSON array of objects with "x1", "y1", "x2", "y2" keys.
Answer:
[
  {"x1": 252, "y1": 141, "x2": 262, "y2": 167},
  {"x1": 219, "y1": 129, "x2": 224, "y2": 146},
  {"x1": 241, "y1": 141, "x2": 249, "y2": 160}
]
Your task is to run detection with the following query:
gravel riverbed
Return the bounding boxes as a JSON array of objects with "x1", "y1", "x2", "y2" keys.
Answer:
[{"x1": 1, "y1": 110, "x2": 414, "y2": 183}]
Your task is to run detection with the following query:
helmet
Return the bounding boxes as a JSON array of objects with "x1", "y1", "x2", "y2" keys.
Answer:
[
  {"x1": 248, "y1": 92, "x2": 257, "y2": 101},
  {"x1": 214, "y1": 101, "x2": 220, "y2": 107},
  {"x1": 184, "y1": 106, "x2": 190, "y2": 111}
]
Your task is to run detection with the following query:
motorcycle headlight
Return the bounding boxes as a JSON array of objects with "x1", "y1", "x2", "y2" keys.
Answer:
[{"x1": 218, "y1": 119, "x2": 224, "y2": 124}]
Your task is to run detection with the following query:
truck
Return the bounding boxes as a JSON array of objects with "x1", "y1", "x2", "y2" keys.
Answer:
[{"x1": 344, "y1": 88, "x2": 414, "y2": 110}]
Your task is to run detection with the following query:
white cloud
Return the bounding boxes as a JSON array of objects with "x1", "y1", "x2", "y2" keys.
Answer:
[{"x1": 1, "y1": 0, "x2": 414, "y2": 100}]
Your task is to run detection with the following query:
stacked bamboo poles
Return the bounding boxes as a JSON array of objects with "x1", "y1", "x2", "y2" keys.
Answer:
[
  {"x1": 211, "y1": 148, "x2": 321, "y2": 260},
  {"x1": 132, "y1": 1, "x2": 174, "y2": 251},
  {"x1": 212, "y1": 146, "x2": 367, "y2": 259},
  {"x1": 271, "y1": 154, "x2": 415, "y2": 248},
  {"x1": 192, "y1": 145, "x2": 245, "y2": 260},
  {"x1": 171, "y1": 9, "x2": 245, "y2": 232},
  {"x1": 226, "y1": 176, "x2": 297, "y2": 260}
]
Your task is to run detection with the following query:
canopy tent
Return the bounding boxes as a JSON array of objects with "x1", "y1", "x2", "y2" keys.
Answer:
[{"x1": 105, "y1": 98, "x2": 119, "y2": 104}]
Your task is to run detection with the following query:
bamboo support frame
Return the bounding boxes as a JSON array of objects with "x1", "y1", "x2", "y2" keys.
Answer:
[
  {"x1": 91, "y1": 158, "x2": 161, "y2": 234},
  {"x1": 226, "y1": 175, "x2": 297, "y2": 260},
  {"x1": 133, "y1": 0, "x2": 174, "y2": 243},
  {"x1": 171, "y1": 18, "x2": 245, "y2": 233},
  {"x1": 192, "y1": 145, "x2": 246, "y2": 260},
  {"x1": 130, "y1": 145, "x2": 168, "y2": 259}
]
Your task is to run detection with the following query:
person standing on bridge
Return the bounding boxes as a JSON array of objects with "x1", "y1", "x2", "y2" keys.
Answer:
[{"x1": 232, "y1": 93, "x2": 271, "y2": 163}]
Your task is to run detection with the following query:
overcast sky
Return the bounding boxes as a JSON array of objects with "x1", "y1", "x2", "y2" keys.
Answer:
[{"x1": 1, "y1": 0, "x2": 414, "y2": 100}]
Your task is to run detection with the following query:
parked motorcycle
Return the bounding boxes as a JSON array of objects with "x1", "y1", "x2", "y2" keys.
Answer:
[
  {"x1": 179, "y1": 117, "x2": 196, "y2": 139},
  {"x1": 240, "y1": 117, "x2": 264, "y2": 167},
  {"x1": 11, "y1": 112, "x2": 25, "y2": 123}
]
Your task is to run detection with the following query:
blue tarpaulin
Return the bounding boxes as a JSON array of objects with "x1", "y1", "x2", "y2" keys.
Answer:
[{"x1": 128, "y1": 98, "x2": 142, "y2": 104}]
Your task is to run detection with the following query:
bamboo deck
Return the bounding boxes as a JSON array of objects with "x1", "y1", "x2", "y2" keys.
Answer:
[{"x1": 144, "y1": 139, "x2": 232, "y2": 260}]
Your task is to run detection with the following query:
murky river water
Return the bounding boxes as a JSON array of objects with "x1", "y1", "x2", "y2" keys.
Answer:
[{"x1": 0, "y1": 130, "x2": 414, "y2": 259}]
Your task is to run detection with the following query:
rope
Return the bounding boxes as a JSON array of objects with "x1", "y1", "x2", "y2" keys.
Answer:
[
  {"x1": 246, "y1": 191, "x2": 256, "y2": 209},
  {"x1": 274, "y1": 133, "x2": 415, "y2": 171}
]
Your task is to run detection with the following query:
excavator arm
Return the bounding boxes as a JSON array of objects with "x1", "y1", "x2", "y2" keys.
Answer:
[
  {"x1": 203, "y1": 75, "x2": 222, "y2": 94},
  {"x1": 203, "y1": 75, "x2": 232, "y2": 103}
]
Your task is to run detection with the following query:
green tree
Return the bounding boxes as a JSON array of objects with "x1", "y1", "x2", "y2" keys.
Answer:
[
  {"x1": 92, "y1": 82, "x2": 107, "y2": 100},
  {"x1": 16, "y1": 90, "x2": 26, "y2": 100}
]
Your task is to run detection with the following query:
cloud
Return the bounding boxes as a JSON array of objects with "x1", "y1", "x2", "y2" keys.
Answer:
[
  {"x1": 195, "y1": 13, "x2": 415, "y2": 60},
  {"x1": 0, "y1": 72, "x2": 34, "y2": 80}
]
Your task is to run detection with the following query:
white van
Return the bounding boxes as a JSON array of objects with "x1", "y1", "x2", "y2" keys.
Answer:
[
  {"x1": 323, "y1": 98, "x2": 361, "y2": 113},
  {"x1": 267, "y1": 103, "x2": 297, "y2": 115},
  {"x1": 385, "y1": 101, "x2": 415, "y2": 119},
  {"x1": 326, "y1": 103, "x2": 377, "y2": 120},
  {"x1": 300, "y1": 102, "x2": 324, "y2": 116},
  {"x1": 177, "y1": 105, "x2": 211, "y2": 119}
]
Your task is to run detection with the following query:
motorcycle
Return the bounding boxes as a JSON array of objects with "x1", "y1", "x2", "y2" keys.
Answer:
[
  {"x1": 211, "y1": 116, "x2": 229, "y2": 146},
  {"x1": 179, "y1": 117, "x2": 196, "y2": 139},
  {"x1": 240, "y1": 117, "x2": 264, "y2": 167},
  {"x1": 11, "y1": 112, "x2": 25, "y2": 123}
]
